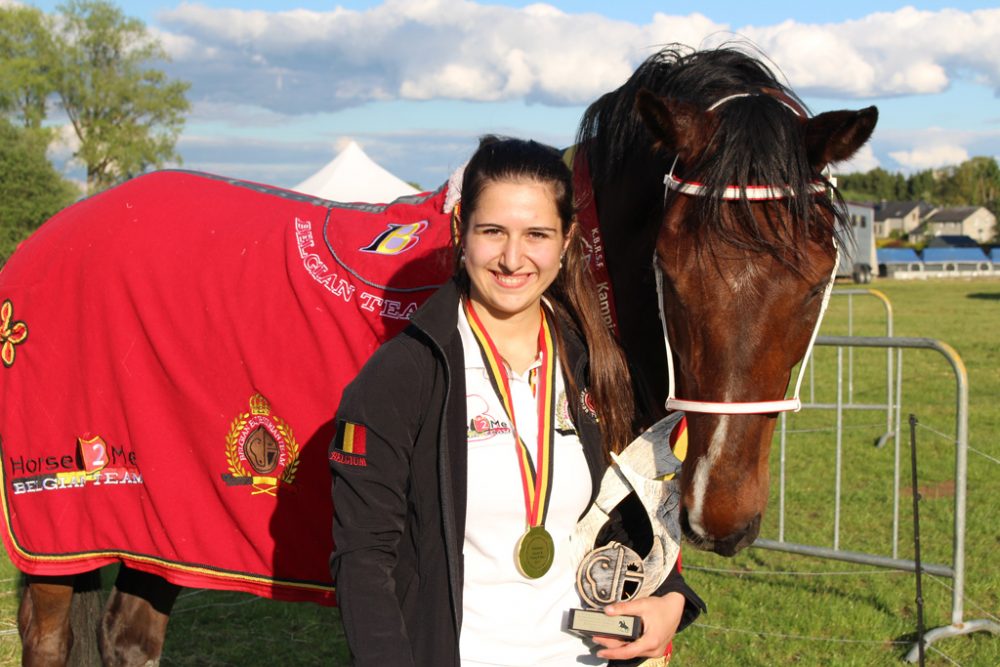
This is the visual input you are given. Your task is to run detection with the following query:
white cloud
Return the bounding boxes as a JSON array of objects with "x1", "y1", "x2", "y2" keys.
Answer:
[
  {"x1": 176, "y1": 128, "x2": 480, "y2": 189},
  {"x1": 870, "y1": 126, "x2": 1000, "y2": 172},
  {"x1": 148, "y1": 2, "x2": 1000, "y2": 114},
  {"x1": 832, "y1": 144, "x2": 880, "y2": 175},
  {"x1": 888, "y1": 144, "x2": 970, "y2": 171}
]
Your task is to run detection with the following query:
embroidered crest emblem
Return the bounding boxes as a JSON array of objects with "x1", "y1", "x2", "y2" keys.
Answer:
[
  {"x1": 0, "y1": 299, "x2": 28, "y2": 368},
  {"x1": 222, "y1": 393, "x2": 300, "y2": 496},
  {"x1": 555, "y1": 391, "x2": 576, "y2": 434},
  {"x1": 580, "y1": 389, "x2": 599, "y2": 422}
]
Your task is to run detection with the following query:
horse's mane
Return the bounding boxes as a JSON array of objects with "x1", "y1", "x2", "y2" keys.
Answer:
[{"x1": 577, "y1": 45, "x2": 846, "y2": 260}]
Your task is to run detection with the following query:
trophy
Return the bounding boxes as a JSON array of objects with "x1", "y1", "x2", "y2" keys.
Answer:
[{"x1": 567, "y1": 413, "x2": 684, "y2": 640}]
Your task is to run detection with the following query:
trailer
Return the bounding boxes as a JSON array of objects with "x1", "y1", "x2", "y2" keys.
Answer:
[{"x1": 838, "y1": 201, "x2": 877, "y2": 283}]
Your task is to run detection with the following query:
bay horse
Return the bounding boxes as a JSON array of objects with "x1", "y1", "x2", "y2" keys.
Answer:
[
  {"x1": 575, "y1": 46, "x2": 875, "y2": 557},
  {"x1": 2, "y1": 46, "x2": 875, "y2": 665}
]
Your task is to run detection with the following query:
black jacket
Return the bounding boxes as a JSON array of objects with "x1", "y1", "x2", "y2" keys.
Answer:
[{"x1": 330, "y1": 279, "x2": 703, "y2": 666}]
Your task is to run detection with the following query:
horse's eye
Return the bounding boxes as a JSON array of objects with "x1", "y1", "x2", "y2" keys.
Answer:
[{"x1": 807, "y1": 281, "x2": 828, "y2": 302}]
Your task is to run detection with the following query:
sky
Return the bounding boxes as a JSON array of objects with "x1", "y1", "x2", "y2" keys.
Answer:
[{"x1": 15, "y1": 0, "x2": 1000, "y2": 192}]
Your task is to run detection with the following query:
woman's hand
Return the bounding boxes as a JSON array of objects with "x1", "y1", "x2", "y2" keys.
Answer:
[{"x1": 591, "y1": 591, "x2": 686, "y2": 661}]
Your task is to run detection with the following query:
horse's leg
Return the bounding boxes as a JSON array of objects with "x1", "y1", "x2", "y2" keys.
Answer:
[
  {"x1": 98, "y1": 564, "x2": 180, "y2": 667},
  {"x1": 19, "y1": 574, "x2": 75, "y2": 667},
  {"x1": 68, "y1": 570, "x2": 104, "y2": 667}
]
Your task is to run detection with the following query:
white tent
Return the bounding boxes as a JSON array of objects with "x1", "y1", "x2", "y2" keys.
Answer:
[{"x1": 293, "y1": 141, "x2": 420, "y2": 203}]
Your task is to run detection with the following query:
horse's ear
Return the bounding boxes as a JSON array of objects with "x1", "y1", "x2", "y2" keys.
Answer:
[
  {"x1": 635, "y1": 89, "x2": 709, "y2": 164},
  {"x1": 804, "y1": 106, "x2": 878, "y2": 169}
]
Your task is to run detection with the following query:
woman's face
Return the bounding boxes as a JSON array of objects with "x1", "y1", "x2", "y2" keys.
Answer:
[{"x1": 462, "y1": 179, "x2": 568, "y2": 323}]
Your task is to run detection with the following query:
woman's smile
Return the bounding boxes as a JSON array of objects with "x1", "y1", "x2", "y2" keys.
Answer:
[{"x1": 490, "y1": 270, "x2": 533, "y2": 288}]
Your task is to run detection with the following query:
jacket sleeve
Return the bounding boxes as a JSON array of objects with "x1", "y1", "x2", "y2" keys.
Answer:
[
  {"x1": 653, "y1": 557, "x2": 706, "y2": 633},
  {"x1": 329, "y1": 335, "x2": 430, "y2": 667}
]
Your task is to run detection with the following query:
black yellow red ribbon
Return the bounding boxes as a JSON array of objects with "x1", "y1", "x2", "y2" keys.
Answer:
[{"x1": 463, "y1": 299, "x2": 557, "y2": 531}]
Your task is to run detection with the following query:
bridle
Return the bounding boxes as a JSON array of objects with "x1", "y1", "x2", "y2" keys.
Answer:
[
  {"x1": 654, "y1": 255, "x2": 837, "y2": 415},
  {"x1": 654, "y1": 91, "x2": 838, "y2": 416}
]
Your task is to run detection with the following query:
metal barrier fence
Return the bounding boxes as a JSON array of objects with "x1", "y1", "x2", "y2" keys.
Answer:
[
  {"x1": 805, "y1": 289, "x2": 895, "y2": 450},
  {"x1": 755, "y1": 332, "x2": 999, "y2": 662}
]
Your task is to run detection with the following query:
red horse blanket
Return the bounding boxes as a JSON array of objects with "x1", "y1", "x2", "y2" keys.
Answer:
[{"x1": 0, "y1": 171, "x2": 455, "y2": 604}]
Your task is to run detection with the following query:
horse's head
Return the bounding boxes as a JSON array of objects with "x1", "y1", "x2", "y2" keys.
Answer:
[{"x1": 634, "y1": 82, "x2": 877, "y2": 556}]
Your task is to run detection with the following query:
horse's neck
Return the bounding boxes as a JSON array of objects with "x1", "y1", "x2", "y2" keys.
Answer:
[{"x1": 594, "y1": 155, "x2": 673, "y2": 426}]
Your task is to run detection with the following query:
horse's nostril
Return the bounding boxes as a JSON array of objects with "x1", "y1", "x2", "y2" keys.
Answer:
[
  {"x1": 679, "y1": 507, "x2": 715, "y2": 551},
  {"x1": 741, "y1": 513, "x2": 763, "y2": 545},
  {"x1": 711, "y1": 514, "x2": 762, "y2": 557}
]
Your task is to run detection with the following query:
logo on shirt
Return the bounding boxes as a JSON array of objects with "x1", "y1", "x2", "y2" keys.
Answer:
[
  {"x1": 580, "y1": 389, "x2": 599, "y2": 422},
  {"x1": 467, "y1": 394, "x2": 511, "y2": 442}
]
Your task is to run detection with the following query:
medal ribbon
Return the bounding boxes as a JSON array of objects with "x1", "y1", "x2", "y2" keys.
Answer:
[
  {"x1": 571, "y1": 146, "x2": 620, "y2": 336},
  {"x1": 463, "y1": 299, "x2": 557, "y2": 529}
]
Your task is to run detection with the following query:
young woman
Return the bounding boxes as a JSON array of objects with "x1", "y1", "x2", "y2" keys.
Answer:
[{"x1": 329, "y1": 137, "x2": 703, "y2": 666}]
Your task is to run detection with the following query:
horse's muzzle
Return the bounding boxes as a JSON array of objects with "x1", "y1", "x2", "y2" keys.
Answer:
[{"x1": 679, "y1": 508, "x2": 762, "y2": 557}]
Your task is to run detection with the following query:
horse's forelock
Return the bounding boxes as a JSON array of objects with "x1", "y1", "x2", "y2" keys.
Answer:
[
  {"x1": 577, "y1": 45, "x2": 845, "y2": 266},
  {"x1": 688, "y1": 95, "x2": 843, "y2": 263},
  {"x1": 577, "y1": 46, "x2": 793, "y2": 184}
]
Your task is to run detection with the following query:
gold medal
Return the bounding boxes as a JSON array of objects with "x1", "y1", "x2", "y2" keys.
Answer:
[{"x1": 516, "y1": 526, "x2": 555, "y2": 579}]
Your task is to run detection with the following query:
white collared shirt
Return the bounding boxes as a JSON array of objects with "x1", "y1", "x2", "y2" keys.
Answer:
[{"x1": 457, "y1": 303, "x2": 602, "y2": 666}]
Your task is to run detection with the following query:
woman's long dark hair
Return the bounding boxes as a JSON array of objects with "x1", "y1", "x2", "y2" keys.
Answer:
[{"x1": 456, "y1": 136, "x2": 635, "y2": 454}]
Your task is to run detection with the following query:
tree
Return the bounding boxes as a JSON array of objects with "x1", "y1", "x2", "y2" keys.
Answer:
[
  {"x1": 52, "y1": 0, "x2": 189, "y2": 192},
  {"x1": 0, "y1": 5, "x2": 57, "y2": 129},
  {"x1": 837, "y1": 167, "x2": 902, "y2": 202},
  {"x1": 952, "y1": 157, "x2": 1000, "y2": 206},
  {"x1": 0, "y1": 118, "x2": 79, "y2": 263},
  {"x1": 906, "y1": 169, "x2": 936, "y2": 201},
  {"x1": 842, "y1": 158, "x2": 1000, "y2": 207}
]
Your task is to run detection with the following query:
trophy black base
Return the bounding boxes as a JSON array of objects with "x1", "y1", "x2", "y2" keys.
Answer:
[{"x1": 568, "y1": 608, "x2": 643, "y2": 641}]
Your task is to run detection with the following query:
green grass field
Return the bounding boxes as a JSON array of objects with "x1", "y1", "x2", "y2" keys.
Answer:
[
  {"x1": 674, "y1": 278, "x2": 1000, "y2": 666},
  {"x1": 1, "y1": 278, "x2": 997, "y2": 665}
]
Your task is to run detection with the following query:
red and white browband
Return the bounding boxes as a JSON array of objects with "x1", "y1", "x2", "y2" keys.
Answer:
[
  {"x1": 664, "y1": 156, "x2": 827, "y2": 202},
  {"x1": 666, "y1": 92, "x2": 826, "y2": 202},
  {"x1": 664, "y1": 170, "x2": 828, "y2": 201},
  {"x1": 656, "y1": 91, "x2": 838, "y2": 415}
]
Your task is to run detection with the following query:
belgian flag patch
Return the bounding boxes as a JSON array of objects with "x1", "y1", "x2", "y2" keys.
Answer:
[{"x1": 330, "y1": 421, "x2": 368, "y2": 467}]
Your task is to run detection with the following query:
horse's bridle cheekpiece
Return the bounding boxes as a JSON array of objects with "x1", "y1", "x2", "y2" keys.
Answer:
[
  {"x1": 654, "y1": 251, "x2": 837, "y2": 416},
  {"x1": 654, "y1": 91, "x2": 838, "y2": 416}
]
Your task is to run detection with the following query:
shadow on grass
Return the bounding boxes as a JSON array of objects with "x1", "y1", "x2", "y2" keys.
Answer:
[
  {"x1": 892, "y1": 630, "x2": 921, "y2": 662},
  {"x1": 967, "y1": 292, "x2": 1000, "y2": 300},
  {"x1": 697, "y1": 550, "x2": 902, "y2": 618},
  {"x1": 161, "y1": 591, "x2": 348, "y2": 665}
]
